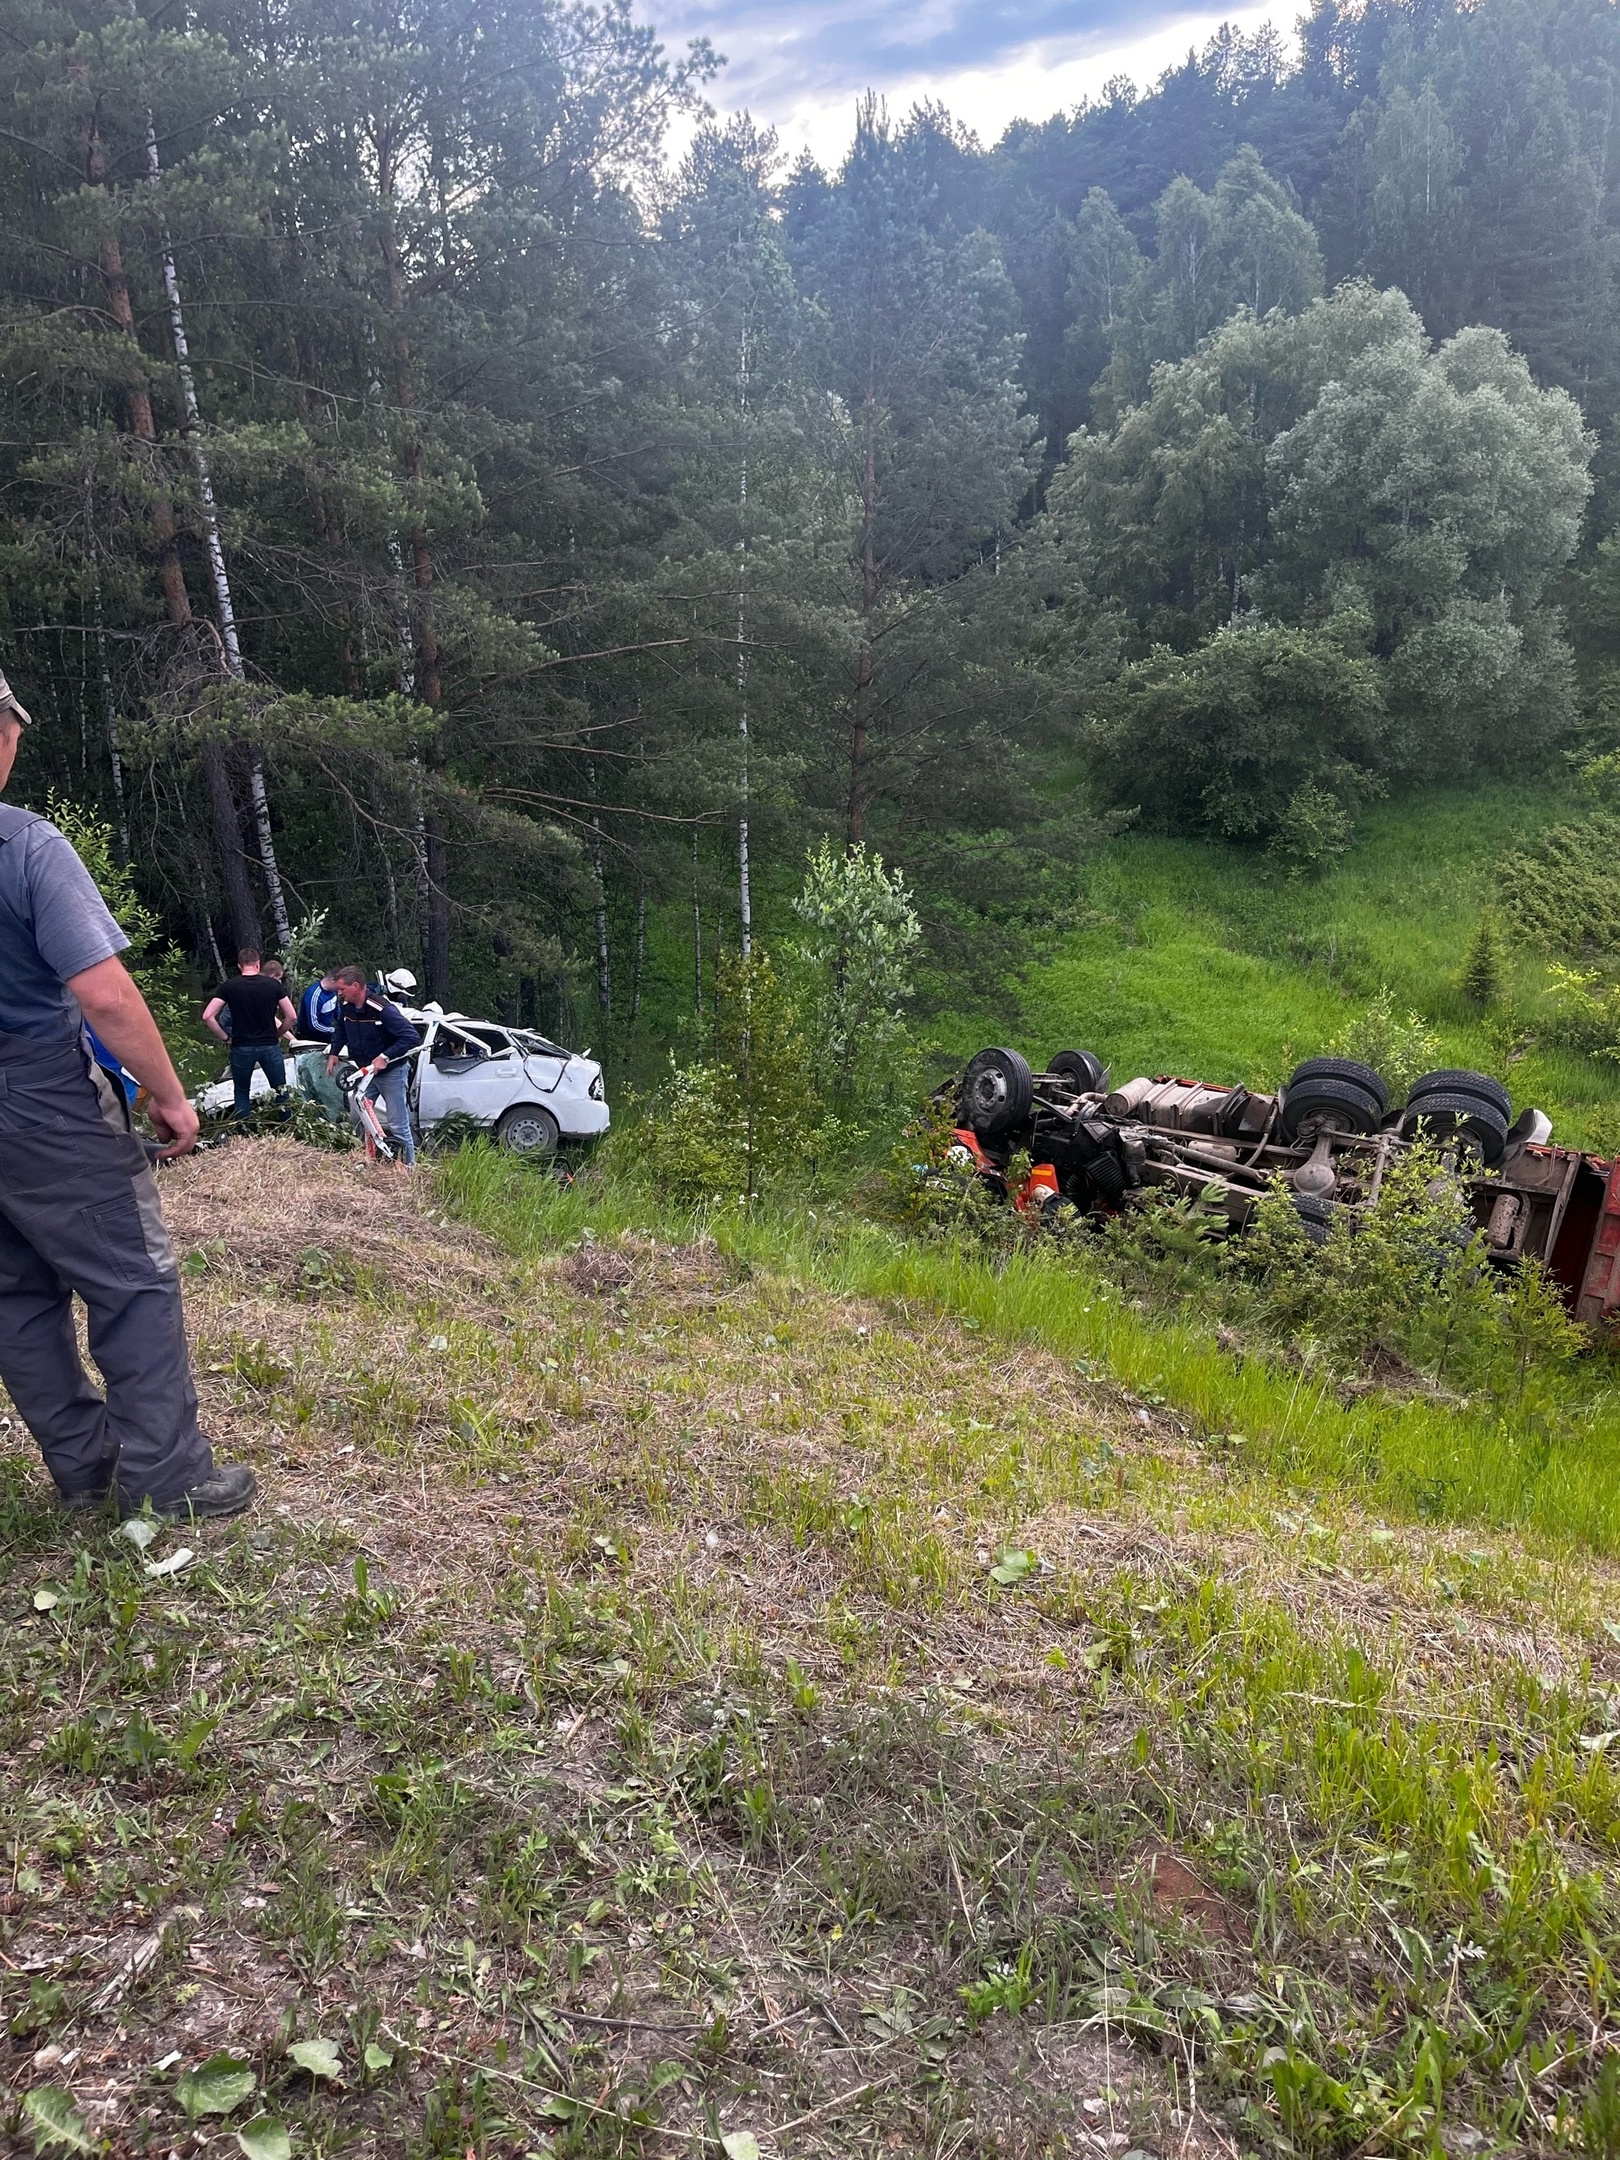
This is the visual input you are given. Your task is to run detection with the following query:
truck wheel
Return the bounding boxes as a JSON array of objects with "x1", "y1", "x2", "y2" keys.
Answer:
[
  {"x1": 1083, "y1": 1153, "x2": 1128, "y2": 1206},
  {"x1": 1048, "y1": 1048, "x2": 1107, "y2": 1093},
  {"x1": 1407, "y1": 1069, "x2": 1512, "y2": 1120},
  {"x1": 497, "y1": 1104, "x2": 560, "y2": 1157},
  {"x1": 1293, "y1": 1191, "x2": 1335, "y2": 1247},
  {"x1": 1287, "y1": 1056, "x2": 1389, "y2": 1115},
  {"x1": 1399, "y1": 1091, "x2": 1508, "y2": 1166},
  {"x1": 1279, "y1": 1074, "x2": 1382, "y2": 1142},
  {"x1": 958, "y1": 1047, "x2": 1034, "y2": 1140}
]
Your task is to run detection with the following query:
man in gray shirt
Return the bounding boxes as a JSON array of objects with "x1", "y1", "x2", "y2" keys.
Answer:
[{"x1": 0, "y1": 667, "x2": 254, "y2": 1521}]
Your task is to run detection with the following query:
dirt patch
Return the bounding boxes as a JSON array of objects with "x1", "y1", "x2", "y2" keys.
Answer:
[
  {"x1": 561, "y1": 1241, "x2": 636, "y2": 1295},
  {"x1": 158, "y1": 1136, "x2": 510, "y2": 1304},
  {"x1": 1123, "y1": 1842, "x2": 1247, "y2": 1947}
]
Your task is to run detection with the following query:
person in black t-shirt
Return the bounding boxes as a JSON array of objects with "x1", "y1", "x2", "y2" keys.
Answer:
[{"x1": 203, "y1": 947, "x2": 298, "y2": 1118}]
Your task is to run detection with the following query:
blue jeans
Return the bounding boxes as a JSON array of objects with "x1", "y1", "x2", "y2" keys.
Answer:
[
  {"x1": 374, "y1": 1061, "x2": 416, "y2": 1165},
  {"x1": 230, "y1": 1042, "x2": 287, "y2": 1118}
]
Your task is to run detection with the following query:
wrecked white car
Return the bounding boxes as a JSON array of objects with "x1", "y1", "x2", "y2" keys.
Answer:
[{"x1": 194, "y1": 1004, "x2": 609, "y2": 1156}]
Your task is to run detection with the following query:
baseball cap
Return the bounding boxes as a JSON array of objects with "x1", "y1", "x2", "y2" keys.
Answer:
[{"x1": 0, "y1": 670, "x2": 32, "y2": 727}]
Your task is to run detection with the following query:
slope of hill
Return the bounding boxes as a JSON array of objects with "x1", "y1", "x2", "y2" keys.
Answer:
[
  {"x1": 4, "y1": 1140, "x2": 1620, "y2": 2159},
  {"x1": 935, "y1": 779, "x2": 1620, "y2": 1151}
]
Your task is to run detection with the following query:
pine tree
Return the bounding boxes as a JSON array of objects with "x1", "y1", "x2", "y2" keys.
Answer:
[{"x1": 786, "y1": 99, "x2": 1039, "y2": 845}]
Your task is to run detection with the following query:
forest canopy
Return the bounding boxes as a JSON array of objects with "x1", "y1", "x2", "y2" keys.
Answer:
[{"x1": 3, "y1": 0, "x2": 1619, "y2": 1041}]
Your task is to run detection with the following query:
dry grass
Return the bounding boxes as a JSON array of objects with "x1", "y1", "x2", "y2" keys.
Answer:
[{"x1": 4, "y1": 1138, "x2": 1620, "y2": 2158}]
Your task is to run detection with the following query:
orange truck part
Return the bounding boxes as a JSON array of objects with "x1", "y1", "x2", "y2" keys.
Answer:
[{"x1": 1012, "y1": 1163, "x2": 1061, "y2": 1214}]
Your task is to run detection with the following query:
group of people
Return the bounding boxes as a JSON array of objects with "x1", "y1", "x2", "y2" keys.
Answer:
[{"x1": 203, "y1": 951, "x2": 421, "y2": 1165}]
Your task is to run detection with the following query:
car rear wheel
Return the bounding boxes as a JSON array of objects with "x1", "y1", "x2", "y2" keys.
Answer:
[
  {"x1": 1292, "y1": 1191, "x2": 1335, "y2": 1247},
  {"x1": 497, "y1": 1103, "x2": 560, "y2": 1157},
  {"x1": 958, "y1": 1047, "x2": 1034, "y2": 1141}
]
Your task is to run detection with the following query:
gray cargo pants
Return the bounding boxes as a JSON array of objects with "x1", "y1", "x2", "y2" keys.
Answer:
[{"x1": 0, "y1": 1028, "x2": 212, "y2": 1509}]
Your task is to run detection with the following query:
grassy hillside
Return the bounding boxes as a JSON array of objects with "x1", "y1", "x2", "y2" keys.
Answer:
[
  {"x1": 933, "y1": 779, "x2": 1620, "y2": 1151},
  {"x1": 6, "y1": 1140, "x2": 1620, "y2": 2160}
]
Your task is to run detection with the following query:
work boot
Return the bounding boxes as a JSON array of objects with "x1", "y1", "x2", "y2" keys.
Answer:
[
  {"x1": 121, "y1": 1462, "x2": 258, "y2": 1525},
  {"x1": 58, "y1": 1482, "x2": 114, "y2": 1514}
]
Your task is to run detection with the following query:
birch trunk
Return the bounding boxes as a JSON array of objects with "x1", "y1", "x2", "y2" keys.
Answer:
[{"x1": 143, "y1": 118, "x2": 290, "y2": 947}]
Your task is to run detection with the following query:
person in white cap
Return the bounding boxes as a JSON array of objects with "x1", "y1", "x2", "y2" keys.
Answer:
[{"x1": 0, "y1": 667, "x2": 255, "y2": 1520}]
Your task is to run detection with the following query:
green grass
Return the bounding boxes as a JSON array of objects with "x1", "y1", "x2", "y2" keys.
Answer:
[
  {"x1": 8, "y1": 1133, "x2": 1620, "y2": 2159},
  {"x1": 932, "y1": 777, "x2": 1620, "y2": 1148},
  {"x1": 439, "y1": 1147, "x2": 1620, "y2": 1564}
]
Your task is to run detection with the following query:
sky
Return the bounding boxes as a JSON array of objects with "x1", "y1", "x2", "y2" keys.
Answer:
[{"x1": 651, "y1": 0, "x2": 1283, "y2": 169}]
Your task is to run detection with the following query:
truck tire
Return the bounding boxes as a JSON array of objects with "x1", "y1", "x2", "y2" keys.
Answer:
[
  {"x1": 1082, "y1": 1152, "x2": 1128, "y2": 1206},
  {"x1": 1286, "y1": 1057, "x2": 1389, "y2": 1115},
  {"x1": 1293, "y1": 1191, "x2": 1335, "y2": 1247},
  {"x1": 1048, "y1": 1048, "x2": 1107, "y2": 1093},
  {"x1": 1407, "y1": 1069, "x2": 1512, "y2": 1120},
  {"x1": 1279, "y1": 1074, "x2": 1382, "y2": 1141},
  {"x1": 1399, "y1": 1091, "x2": 1509, "y2": 1166},
  {"x1": 958, "y1": 1047, "x2": 1034, "y2": 1141},
  {"x1": 497, "y1": 1103, "x2": 561, "y2": 1157}
]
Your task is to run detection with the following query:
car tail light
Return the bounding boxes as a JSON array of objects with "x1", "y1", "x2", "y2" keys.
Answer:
[{"x1": 589, "y1": 1073, "x2": 604, "y2": 1101}]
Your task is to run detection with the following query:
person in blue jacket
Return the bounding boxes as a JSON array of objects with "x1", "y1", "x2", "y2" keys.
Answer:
[
  {"x1": 84, "y1": 1023, "x2": 139, "y2": 1105},
  {"x1": 297, "y1": 967, "x2": 340, "y2": 1046},
  {"x1": 325, "y1": 964, "x2": 420, "y2": 1164}
]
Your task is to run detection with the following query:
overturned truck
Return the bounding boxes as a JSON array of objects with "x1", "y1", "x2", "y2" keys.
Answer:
[{"x1": 948, "y1": 1047, "x2": 1620, "y2": 1333}]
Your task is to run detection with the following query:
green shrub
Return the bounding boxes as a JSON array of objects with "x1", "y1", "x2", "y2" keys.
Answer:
[
  {"x1": 635, "y1": 949, "x2": 816, "y2": 1206},
  {"x1": 1328, "y1": 985, "x2": 1441, "y2": 1106},
  {"x1": 1499, "y1": 811, "x2": 1620, "y2": 957},
  {"x1": 1267, "y1": 782, "x2": 1355, "y2": 880},
  {"x1": 207, "y1": 1094, "x2": 357, "y2": 1152},
  {"x1": 1543, "y1": 965, "x2": 1620, "y2": 1062},
  {"x1": 1225, "y1": 1146, "x2": 1489, "y2": 1374},
  {"x1": 885, "y1": 1099, "x2": 1030, "y2": 1255},
  {"x1": 632, "y1": 1060, "x2": 739, "y2": 1208},
  {"x1": 1102, "y1": 1184, "x2": 1228, "y2": 1300},
  {"x1": 1580, "y1": 749, "x2": 1620, "y2": 809},
  {"x1": 790, "y1": 839, "x2": 922, "y2": 1112},
  {"x1": 1222, "y1": 1145, "x2": 1593, "y2": 1399}
]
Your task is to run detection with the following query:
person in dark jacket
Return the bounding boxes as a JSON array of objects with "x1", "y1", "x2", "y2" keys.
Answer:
[
  {"x1": 204, "y1": 948, "x2": 298, "y2": 1117},
  {"x1": 326, "y1": 964, "x2": 420, "y2": 1164},
  {"x1": 0, "y1": 665, "x2": 254, "y2": 1522}
]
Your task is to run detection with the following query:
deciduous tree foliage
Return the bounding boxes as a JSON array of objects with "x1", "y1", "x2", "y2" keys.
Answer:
[{"x1": 1055, "y1": 287, "x2": 1591, "y2": 842}]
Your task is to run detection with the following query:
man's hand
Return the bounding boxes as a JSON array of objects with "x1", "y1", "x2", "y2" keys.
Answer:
[
  {"x1": 326, "y1": 1055, "x2": 339, "y2": 1076},
  {"x1": 370, "y1": 1056, "x2": 387, "y2": 1074},
  {"x1": 145, "y1": 1091, "x2": 201, "y2": 1160}
]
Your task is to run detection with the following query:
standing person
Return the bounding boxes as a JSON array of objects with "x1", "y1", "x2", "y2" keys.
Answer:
[
  {"x1": 325, "y1": 965, "x2": 420, "y2": 1165},
  {"x1": 297, "y1": 965, "x2": 341, "y2": 1049},
  {"x1": 291, "y1": 964, "x2": 345, "y2": 1118},
  {"x1": 0, "y1": 667, "x2": 254, "y2": 1520},
  {"x1": 203, "y1": 948, "x2": 297, "y2": 1119}
]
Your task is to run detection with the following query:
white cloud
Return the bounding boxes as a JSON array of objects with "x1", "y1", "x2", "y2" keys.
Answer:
[{"x1": 660, "y1": 2, "x2": 1283, "y2": 169}]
